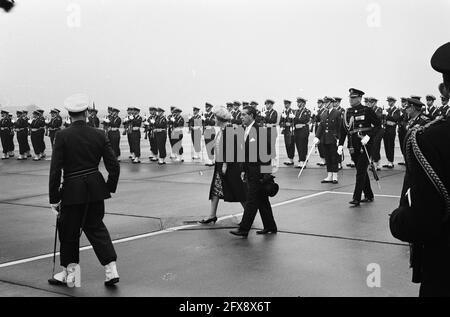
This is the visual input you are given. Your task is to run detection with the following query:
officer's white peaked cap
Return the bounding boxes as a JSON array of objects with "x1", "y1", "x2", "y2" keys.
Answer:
[{"x1": 64, "y1": 93, "x2": 91, "y2": 113}]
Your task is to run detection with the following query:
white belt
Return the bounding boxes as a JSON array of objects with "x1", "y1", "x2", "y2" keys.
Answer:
[
  {"x1": 132, "y1": 127, "x2": 140, "y2": 131},
  {"x1": 31, "y1": 128, "x2": 42, "y2": 132},
  {"x1": 110, "y1": 128, "x2": 119, "y2": 131},
  {"x1": 386, "y1": 121, "x2": 396, "y2": 126},
  {"x1": 266, "y1": 124, "x2": 277, "y2": 127},
  {"x1": 0, "y1": 127, "x2": 9, "y2": 130},
  {"x1": 295, "y1": 124, "x2": 306, "y2": 129},
  {"x1": 192, "y1": 126, "x2": 201, "y2": 130},
  {"x1": 154, "y1": 128, "x2": 166, "y2": 132},
  {"x1": 174, "y1": 127, "x2": 183, "y2": 131}
]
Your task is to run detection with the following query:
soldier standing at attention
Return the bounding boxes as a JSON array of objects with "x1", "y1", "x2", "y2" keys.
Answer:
[
  {"x1": 232, "y1": 102, "x2": 243, "y2": 128},
  {"x1": 108, "y1": 108, "x2": 122, "y2": 162},
  {"x1": 130, "y1": 107, "x2": 142, "y2": 164},
  {"x1": 426, "y1": 95, "x2": 439, "y2": 119},
  {"x1": 397, "y1": 97, "x2": 409, "y2": 165},
  {"x1": 48, "y1": 93, "x2": 120, "y2": 288},
  {"x1": 47, "y1": 109, "x2": 63, "y2": 149},
  {"x1": 203, "y1": 103, "x2": 216, "y2": 166},
  {"x1": 154, "y1": 108, "x2": 168, "y2": 165},
  {"x1": 14, "y1": 110, "x2": 30, "y2": 160},
  {"x1": 313, "y1": 96, "x2": 341, "y2": 184},
  {"x1": 293, "y1": 97, "x2": 311, "y2": 169},
  {"x1": 6, "y1": 113, "x2": 15, "y2": 157},
  {"x1": 87, "y1": 108, "x2": 100, "y2": 128},
  {"x1": 382, "y1": 97, "x2": 400, "y2": 169},
  {"x1": 188, "y1": 107, "x2": 203, "y2": 160},
  {"x1": 338, "y1": 88, "x2": 381, "y2": 207},
  {"x1": 30, "y1": 110, "x2": 46, "y2": 161},
  {"x1": 333, "y1": 97, "x2": 345, "y2": 170},
  {"x1": 369, "y1": 97, "x2": 384, "y2": 170},
  {"x1": 280, "y1": 100, "x2": 296, "y2": 166},
  {"x1": 314, "y1": 99, "x2": 326, "y2": 167},
  {"x1": 0, "y1": 110, "x2": 12, "y2": 159},
  {"x1": 21, "y1": 110, "x2": 32, "y2": 158},
  {"x1": 171, "y1": 107, "x2": 185, "y2": 163},
  {"x1": 167, "y1": 106, "x2": 176, "y2": 160},
  {"x1": 146, "y1": 107, "x2": 158, "y2": 161},
  {"x1": 122, "y1": 107, "x2": 134, "y2": 160}
]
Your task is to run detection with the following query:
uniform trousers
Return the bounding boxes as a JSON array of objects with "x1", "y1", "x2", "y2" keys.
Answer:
[
  {"x1": 239, "y1": 165, "x2": 277, "y2": 232},
  {"x1": 108, "y1": 130, "x2": 121, "y2": 157},
  {"x1": 49, "y1": 129, "x2": 60, "y2": 149},
  {"x1": 155, "y1": 131, "x2": 167, "y2": 159},
  {"x1": 7, "y1": 131, "x2": 14, "y2": 152},
  {"x1": 16, "y1": 130, "x2": 30, "y2": 155},
  {"x1": 149, "y1": 132, "x2": 158, "y2": 155},
  {"x1": 371, "y1": 127, "x2": 384, "y2": 162},
  {"x1": 58, "y1": 201, "x2": 117, "y2": 267},
  {"x1": 398, "y1": 126, "x2": 407, "y2": 158},
  {"x1": 0, "y1": 130, "x2": 10, "y2": 154},
  {"x1": 294, "y1": 127, "x2": 309, "y2": 161},
  {"x1": 323, "y1": 143, "x2": 339, "y2": 173},
  {"x1": 191, "y1": 129, "x2": 202, "y2": 153},
  {"x1": 350, "y1": 143, "x2": 374, "y2": 201},
  {"x1": 31, "y1": 130, "x2": 45, "y2": 154},
  {"x1": 383, "y1": 126, "x2": 396, "y2": 162},
  {"x1": 284, "y1": 131, "x2": 295, "y2": 159},
  {"x1": 130, "y1": 131, "x2": 141, "y2": 157}
]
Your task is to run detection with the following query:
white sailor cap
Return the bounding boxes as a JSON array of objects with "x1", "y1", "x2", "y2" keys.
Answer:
[{"x1": 64, "y1": 93, "x2": 91, "y2": 113}]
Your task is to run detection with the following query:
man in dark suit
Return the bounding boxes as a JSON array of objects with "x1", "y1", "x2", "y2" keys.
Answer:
[
  {"x1": 390, "y1": 42, "x2": 450, "y2": 297},
  {"x1": 48, "y1": 93, "x2": 120, "y2": 288},
  {"x1": 314, "y1": 97, "x2": 342, "y2": 184},
  {"x1": 230, "y1": 106, "x2": 277, "y2": 237}
]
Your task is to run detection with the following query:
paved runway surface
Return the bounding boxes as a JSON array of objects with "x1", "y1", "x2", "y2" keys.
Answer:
[{"x1": 0, "y1": 132, "x2": 418, "y2": 296}]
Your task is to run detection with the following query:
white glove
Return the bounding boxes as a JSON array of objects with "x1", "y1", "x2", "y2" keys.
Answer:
[
  {"x1": 12, "y1": 119, "x2": 16, "y2": 124},
  {"x1": 361, "y1": 135, "x2": 370, "y2": 145},
  {"x1": 28, "y1": 119, "x2": 33, "y2": 124},
  {"x1": 313, "y1": 137, "x2": 320, "y2": 145},
  {"x1": 50, "y1": 202, "x2": 60, "y2": 216},
  {"x1": 289, "y1": 113, "x2": 295, "y2": 119},
  {"x1": 285, "y1": 122, "x2": 291, "y2": 126},
  {"x1": 337, "y1": 145, "x2": 343, "y2": 155},
  {"x1": 150, "y1": 119, "x2": 155, "y2": 124},
  {"x1": 222, "y1": 163, "x2": 227, "y2": 175},
  {"x1": 281, "y1": 113, "x2": 286, "y2": 118},
  {"x1": 170, "y1": 117, "x2": 175, "y2": 122},
  {"x1": 129, "y1": 115, "x2": 134, "y2": 120},
  {"x1": 201, "y1": 116, "x2": 205, "y2": 120},
  {"x1": 382, "y1": 109, "x2": 388, "y2": 116},
  {"x1": 143, "y1": 121, "x2": 149, "y2": 126}
]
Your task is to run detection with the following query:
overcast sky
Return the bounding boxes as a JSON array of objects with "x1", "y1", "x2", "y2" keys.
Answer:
[{"x1": 1, "y1": 0, "x2": 449, "y2": 113}]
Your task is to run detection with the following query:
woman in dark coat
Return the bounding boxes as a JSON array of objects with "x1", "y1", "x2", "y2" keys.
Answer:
[{"x1": 199, "y1": 106, "x2": 247, "y2": 224}]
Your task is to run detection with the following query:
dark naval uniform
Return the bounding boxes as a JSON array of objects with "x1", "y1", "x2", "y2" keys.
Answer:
[
  {"x1": 262, "y1": 107, "x2": 278, "y2": 159},
  {"x1": 316, "y1": 107, "x2": 342, "y2": 173},
  {"x1": 397, "y1": 106, "x2": 409, "y2": 160},
  {"x1": 371, "y1": 104, "x2": 384, "y2": 165},
  {"x1": 48, "y1": 113, "x2": 63, "y2": 149},
  {"x1": 382, "y1": 105, "x2": 401, "y2": 165},
  {"x1": 130, "y1": 112, "x2": 142, "y2": 160},
  {"x1": 315, "y1": 106, "x2": 326, "y2": 163},
  {"x1": 293, "y1": 106, "x2": 311, "y2": 163},
  {"x1": 390, "y1": 117, "x2": 450, "y2": 296},
  {"x1": 0, "y1": 112, "x2": 13, "y2": 157},
  {"x1": 146, "y1": 111, "x2": 158, "y2": 159},
  {"x1": 231, "y1": 108, "x2": 242, "y2": 128},
  {"x1": 49, "y1": 120, "x2": 120, "y2": 268},
  {"x1": 108, "y1": 112, "x2": 122, "y2": 159},
  {"x1": 14, "y1": 113, "x2": 30, "y2": 157},
  {"x1": 280, "y1": 107, "x2": 295, "y2": 163},
  {"x1": 87, "y1": 113, "x2": 100, "y2": 128},
  {"x1": 30, "y1": 114, "x2": 46, "y2": 158},
  {"x1": 203, "y1": 107, "x2": 215, "y2": 163},
  {"x1": 188, "y1": 112, "x2": 203, "y2": 155},
  {"x1": 154, "y1": 111, "x2": 168, "y2": 162},
  {"x1": 339, "y1": 89, "x2": 381, "y2": 205}
]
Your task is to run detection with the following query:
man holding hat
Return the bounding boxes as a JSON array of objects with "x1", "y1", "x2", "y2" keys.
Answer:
[
  {"x1": 170, "y1": 107, "x2": 185, "y2": 163},
  {"x1": 313, "y1": 97, "x2": 341, "y2": 184},
  {"x1": 390, "y1": 42, "x2": 450, "y2": 297},
  {"x1": 47, "y1": 109, "x2": 63, "y2": 149},
  {"x1": 48, "y1": 93, "x2": 120, "y2": 288},
  {"x1": 339, "y1": 88, "x2": 381, "y2": 207},
  {"x1": 14, "y1": 110, "x2": 31, "y2": 160},
  {"x1": 203, "y1": 103, "x2": 216, "y2": 166},
  {"x1": 382, "y1": 97, "x2": 401, "y2": 169},
  {"x1": 154, "y1": 108, "x2": 168, "y2": 165},
  {"x1": 280, "y1": 99, "x2": 296, "y2": 166},
  {"x1": 108, "y1": 108, "x2": 122, "y2": 161},
  {"x1": 293, "y1": 97, "x2": 311, "y2": 169},
  {"x1": 188, "y1": 107, "x2": 203, "y2": 160},
  {"x1": 0, "y1": 110, "x2": 13, "y2": 159}
]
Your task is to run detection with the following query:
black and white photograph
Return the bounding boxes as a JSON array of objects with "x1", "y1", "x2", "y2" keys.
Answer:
[{"x1": 1, "y1": 0, "x2": 450, "y2": 302}]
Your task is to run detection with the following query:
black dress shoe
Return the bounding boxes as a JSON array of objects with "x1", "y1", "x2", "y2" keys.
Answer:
[
  {"x1": 361, "y1": 197, "x2": 374, "y2": 203},
  {"x1": 398, "y1": 162, "x2": 405, "y2": 166},
  {"x1": 332, "y1": 180, "x2": 338, "y2": 184},
  {"x1": 256, "y1": 229, "x2": 277, "y2": 235},
  {"x1": 48, "y1": 278, "x2": 66, "y2": 286},
  {"x1": 349, "y1": 200, "x2": 360, "y2": 207},
  {"x1": 321, "y1": 179, "x2": 333, "y2": 183},
  {"x1": 229, "y1": 229, "x2": 248, "y2": 237}
]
